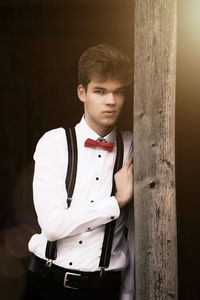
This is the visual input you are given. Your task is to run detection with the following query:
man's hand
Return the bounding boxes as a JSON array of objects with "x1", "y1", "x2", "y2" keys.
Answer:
[{"x1": 114, "y1": 156, "x2": 133, "y2": 208}]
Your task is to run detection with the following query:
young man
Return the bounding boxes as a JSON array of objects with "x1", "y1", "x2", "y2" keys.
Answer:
[{"x1": 26, "y1": 44, "x2": 134, "y2": 300}]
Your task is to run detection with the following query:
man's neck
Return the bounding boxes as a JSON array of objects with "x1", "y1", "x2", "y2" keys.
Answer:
[
  {"x1": 96, "y1": 127, "x2": 114, "y2": 138},
  {"x1": 83, "y1": 116, "x2": 115, "y2": 137}
]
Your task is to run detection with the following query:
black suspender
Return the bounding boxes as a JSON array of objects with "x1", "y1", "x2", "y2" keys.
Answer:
[
  {"x1": 65, "y1": 127, "x2": 78, "y2": 208},
  {"x1": 99, "y1": 130, "x2": 123, "y2": 271},
  {"x1": 45, "y1": 128, "x2": 78, "y2": 265},
  {"x1": 45, "y1": 127, "x2": 124, "y2": 270}
]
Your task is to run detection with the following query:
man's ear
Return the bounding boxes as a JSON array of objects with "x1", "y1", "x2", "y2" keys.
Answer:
[{"x1": 77, "y1": 84, "x2": 86, "y2": 103}]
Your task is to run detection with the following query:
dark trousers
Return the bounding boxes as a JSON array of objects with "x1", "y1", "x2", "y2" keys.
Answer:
[{"x1": 23, "y1": 271, "x2": 120, "y2": 300}]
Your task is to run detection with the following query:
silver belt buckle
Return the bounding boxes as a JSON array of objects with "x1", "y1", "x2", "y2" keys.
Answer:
[{"x1": 63, "y1": 272, "x2": 81, "y2": 289}]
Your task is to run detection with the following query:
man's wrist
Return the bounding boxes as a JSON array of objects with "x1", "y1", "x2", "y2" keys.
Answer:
[{"x1": 115, "y1": 192, "x2": 125, "y2": 208}]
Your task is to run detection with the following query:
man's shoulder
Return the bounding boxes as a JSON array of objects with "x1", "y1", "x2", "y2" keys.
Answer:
[
  {"x1": 120, "y1": 130, "x2": 133, "y2": 156},
  {"x1": 121, "y1": 130, "x2": 132, "y2": 138},
  {"x1": 120, "y1": 130, "x2": 133, "y2": 143},
  {"x1": 42, "y1": 127, "x2": 66, "y2": 139},
  {"x1": 34, "y1": 127, "x2": 68, "y2": 160},
  {"x1": 35, "y1": 127, "x2": 67, "y2": 151}
]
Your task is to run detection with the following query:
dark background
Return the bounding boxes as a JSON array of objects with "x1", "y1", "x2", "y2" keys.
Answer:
[{"x1": 0, "y1": 0, "x2": 199, "y2": 299}]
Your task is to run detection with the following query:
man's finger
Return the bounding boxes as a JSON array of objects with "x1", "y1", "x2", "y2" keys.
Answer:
[
  {"x1": 128, "y1": 162, "x2": 133, "y2": 173},
  {"x1": 126, "y1": 156, "x2": 133, "y2": 166}
]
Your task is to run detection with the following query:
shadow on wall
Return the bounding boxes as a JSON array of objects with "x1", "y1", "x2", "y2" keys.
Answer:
[{"x1": 0, "y1": 162, "x2": 40, "y2": 299}]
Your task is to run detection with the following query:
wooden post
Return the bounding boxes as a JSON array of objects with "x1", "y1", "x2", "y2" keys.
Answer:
[{"x1": 133, "y1": 1, "x2": 178, "y2": 299}]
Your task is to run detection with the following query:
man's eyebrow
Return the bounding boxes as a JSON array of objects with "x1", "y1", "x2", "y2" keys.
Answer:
[
  {"x1": 115, "y1": 87, "x2": 125, "y2": 90},
  {"x1": 92, "y1": 86, "x2": 125, "y2": 91},
  {"x1": 92, "y1": 86, "x2": 106, "y2": 90}
]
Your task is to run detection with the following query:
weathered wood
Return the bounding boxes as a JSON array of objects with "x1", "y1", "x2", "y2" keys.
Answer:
[{"x1": 133, "y1": 1, "x2": 178, "y2": 299}]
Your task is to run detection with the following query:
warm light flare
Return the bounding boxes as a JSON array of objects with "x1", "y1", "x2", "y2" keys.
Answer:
[
  {"x1": 177, "y1": 0, "x2": 200, "y2": 105},
  {"x1": 179, "y1": 0, "x2": 200, "y2": 42}
]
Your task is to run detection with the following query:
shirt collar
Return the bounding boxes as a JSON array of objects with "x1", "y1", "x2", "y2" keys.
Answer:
[{"x1": 75, "y1": 115, "x2": 117, "y2": 145}]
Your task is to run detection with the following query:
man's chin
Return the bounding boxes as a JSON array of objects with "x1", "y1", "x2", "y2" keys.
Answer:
[{"x1": 101, "y1": 119, "x2": 116, "y2": 130}]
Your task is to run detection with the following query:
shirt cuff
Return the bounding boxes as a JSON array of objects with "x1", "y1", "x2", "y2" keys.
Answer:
[
  {"x1": 93, "y1": 195, "x2": 120, "y2": 221},
  {"x1": 107, "y1": 196, "x2": 120, "y2": 219}
]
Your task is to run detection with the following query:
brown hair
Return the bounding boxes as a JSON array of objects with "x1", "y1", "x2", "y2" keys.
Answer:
[{"x1": 78, "y1": 44, "x2": 133, "y2": 89}]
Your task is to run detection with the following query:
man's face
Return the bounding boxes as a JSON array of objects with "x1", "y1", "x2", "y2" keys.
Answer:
[{"x1": 77, "y1": 77, "x2": 125, "y2": 136}]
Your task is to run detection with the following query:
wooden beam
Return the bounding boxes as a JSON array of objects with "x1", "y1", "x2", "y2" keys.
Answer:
[{"x1": 133, "y1": 0, "x2": 178, "y2": 299}]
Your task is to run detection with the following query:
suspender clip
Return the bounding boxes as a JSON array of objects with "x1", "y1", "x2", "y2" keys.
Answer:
[
  {"x1": 99, "y1": 267, "x2": 105, "y2": 277},
  {"x1": 46, "y1": 259, "x2": 53, "y2": 268}
]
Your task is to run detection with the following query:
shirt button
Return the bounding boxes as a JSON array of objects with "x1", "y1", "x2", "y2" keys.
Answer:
[
  {"x1": 111, "y1": 216, "x2": 115, "y2": 220},
  {"x1": 96, "y1": 177, "x2": 99, "y2": 180},
  {"x1": 69, "y1": 262, "x2": 73, "y2": 266},
  {"x1": 79, "y1": 241, "x2": 83, "y2": 244},
  {"x1": 88, "y1": 227, "x2": 92, "y2": 231},
  {"x1": 98, "y1": 154, "x2": 101, "y2": 158},
  {"x1": 91, "y1": 200, "x2": 94, "y2": 203}
]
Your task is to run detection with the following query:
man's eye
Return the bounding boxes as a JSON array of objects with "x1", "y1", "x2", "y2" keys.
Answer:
[
  {"x1": 115, "y1": 90, "x2": 125, "y2": 95},
  {"x1": 95, "y1": 90, "x2": 105, "y2": 94}
]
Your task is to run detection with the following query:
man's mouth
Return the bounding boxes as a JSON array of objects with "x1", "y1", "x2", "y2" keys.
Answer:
[{"x1": 103, "y1": 111, "x2": 116, "y2": 116}]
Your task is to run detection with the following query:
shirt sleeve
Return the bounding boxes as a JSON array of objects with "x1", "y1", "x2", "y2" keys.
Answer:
[
  {"x1": 121, "y1": 131, "x2": 133, "y2": 163},
  {"x1": 32, "y1": 129, "x2": 120, "y2": 242},
  {"x1": 120, "y1": 200, "x2": 135, "y2": 300}
]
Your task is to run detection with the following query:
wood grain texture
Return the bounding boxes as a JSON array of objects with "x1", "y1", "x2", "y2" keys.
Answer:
[{"x1": 133, "y1": 1, "x2": 178, "y2": 299}]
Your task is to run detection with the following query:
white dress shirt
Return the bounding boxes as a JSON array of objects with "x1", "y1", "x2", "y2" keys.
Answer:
[{"x1": 28, "y1": 116, "x2": 134, "y2": 300}]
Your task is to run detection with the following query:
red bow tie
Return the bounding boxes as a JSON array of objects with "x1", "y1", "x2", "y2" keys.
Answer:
[{"x1": 84, "y1": 138, "x2": 115, "y2": 152}]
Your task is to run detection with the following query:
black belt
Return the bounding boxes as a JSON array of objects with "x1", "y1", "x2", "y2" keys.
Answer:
[{"x1": 29, "y1": 255, "x2": 121, "y2": 290}]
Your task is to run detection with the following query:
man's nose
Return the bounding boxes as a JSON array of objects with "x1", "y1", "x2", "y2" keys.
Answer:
[{"x1": 106, "y1": 93, "x2": 116, "y2": 105}]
